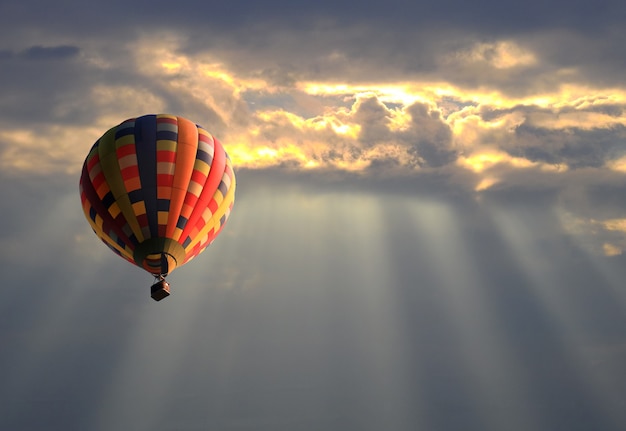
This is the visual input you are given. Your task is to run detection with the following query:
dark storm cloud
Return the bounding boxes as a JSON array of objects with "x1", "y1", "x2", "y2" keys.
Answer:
[
  {"x1": 464, "y1": 102, "x2": 626, "y2": 171},
  {"x1": 20, "y1": 45, "x2": 80, "y2": 60},
  {"x1": 402, "y1": 103, "x2": 456, "y2": 168},
  {"x1": 324, "y1": 96, "x2": 457, "y2": 169},
  {"x1": 0, "y1": 42, "x2": 228, "y2": 138},
  {"x1": 352, "y1": 98, "x2": 451, "y2": 151},
  {"x1": 353, "y1": 96, "x2": 392, "y2": 146},
  {"x1": 505, "y1": 124, "x2": 626, "y2": 169},
  {"x1": 5, "y1": 0, "x2": 623, "y2": 34},
  {"x1": 2, "y1": 0, "x2": 625, "y2": 94},
  {"x1": 479, "y1": 102, "x2": 625, "y2": 123},
  {"x1": 0, "y1": 45, "x2": 91, "y2": 125},
  {"x1": 0, "y1": 46, "x2": 80, "y2": 60}
]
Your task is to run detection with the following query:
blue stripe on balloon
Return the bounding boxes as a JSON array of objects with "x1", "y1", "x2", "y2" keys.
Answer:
[
  {"x1": 157, "y1": 199, "x2": 170, "y2": 211},
  {"x1": 134, "y1": 115, "x2": 159, "y2": 239},
  {"x1": 128, "y1": 189, "x2": 143, "y2": 204},
  {"x1": 156, "y1": 130, "x2": 178, "y2": 141},
  {"x1": 115, "y1": 121, "x2": 135, "y2": 139},
  {"x1": 102, "y1": 191, "x2": 115, "y2": 209},
  {"x1": 176, "y1": 216, "x2": 187, "y2": 230},
  {"x1": 196, "y1": 148, "x2": 213, "y2": 165},
  {"x1": 218, "y1": 180, "x2": 228, "y2": 196}
]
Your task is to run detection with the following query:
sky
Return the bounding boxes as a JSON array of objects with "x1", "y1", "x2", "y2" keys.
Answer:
[{"x1": 1, "y1": 1, "x2": 626, "y2": 430}]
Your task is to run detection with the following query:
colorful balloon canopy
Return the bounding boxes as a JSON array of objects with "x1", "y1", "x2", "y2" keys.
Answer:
[{"x1": 79, "y1": 114, "x2": 236, "y2": 280}]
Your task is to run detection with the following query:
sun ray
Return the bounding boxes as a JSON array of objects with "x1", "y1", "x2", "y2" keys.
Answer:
[
  {"x1": 488, "y1": 205, "x2": 626, "y2": 428},
  {"x1": 404, "y1": 198, "x2": 542, "y2": 430}
]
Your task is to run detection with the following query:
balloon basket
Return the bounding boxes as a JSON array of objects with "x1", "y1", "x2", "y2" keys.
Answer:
[{"x1": 150, "y1": 279, "x2": 170, "y2": 301}]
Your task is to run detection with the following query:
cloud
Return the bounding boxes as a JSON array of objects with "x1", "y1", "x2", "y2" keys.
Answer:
[
  {"x1": 0, "y1": 27, "x2": 624, "y2": 260},
  {"x1": 509, "y1": 124, "x2": 626, "y2": 168},
  {"x1": 20, "y1": 45, "x2": 80, "y2": 60},
  {"x1": 0, "y1": 45, "x2": 80, "y2": 60},
  {"x1": 3, "y1": 0, "x2": 626, "y2": 93},
  {"x1": 465, "y1": 101, "x2": 626, "y2": 170},
  {"x1": 352, "y1": 96, "x2": 392, "y2": 146},
  {"x1": 0, "y1": 45, "x2": 92, "y2": 126},
  {"x1": 1, "y1": 33, "x2": 624, "y2": 197},
  {"x1": 400, "y1": 103, "x2": 456, "y2": 168}
]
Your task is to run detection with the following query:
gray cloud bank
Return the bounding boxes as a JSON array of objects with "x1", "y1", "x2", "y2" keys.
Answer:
[{"x1": 2, "y1": 0, "x2": 626, "y2": 90}]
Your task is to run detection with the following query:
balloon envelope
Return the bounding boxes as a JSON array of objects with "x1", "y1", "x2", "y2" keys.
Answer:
[{"x1": 79, "y1": 114, "x2": 236, "y2": 277}]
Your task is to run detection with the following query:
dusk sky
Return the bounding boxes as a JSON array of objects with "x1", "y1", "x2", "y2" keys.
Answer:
[{"x1": 2, "y1": 1, "x2": 626, "y2": 430}]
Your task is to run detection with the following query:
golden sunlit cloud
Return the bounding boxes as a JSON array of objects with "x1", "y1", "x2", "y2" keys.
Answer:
[
  {"x1": 525, "y1": 109, "x2": 626, "y2": 130},
  {"x1": 603, "y1": 243, "x2": 622, "y2": 257},
  {"x1": 558, "y1": 213, "x2": 626, "y2": 257},
  {"x1": 445, "y1": 41, "x2": 537, "y2": 69},
  {"x1": 2, "y1": 33, "x2": 625, "y2": 264},
  {"x1": 457, "y1": 150, "x2": 563, "y2": 173},
  {"x1": 475, "y1": 176, "x2": 500, "y2": 191},
  {"x1": 227, "y1": 141, "x2": 320, "y2": 170},
  {"x1": 90, "y1": 85, "x2": 167, "y2": 122},
  {"x1": 300, "y1": 82, "x2": 434, "y2": 107},
  {"x1": 0, "y1": 126, "x2": 104, "y2": 175},
  {"x1": 455, "y1": 149, "x2": 568, "y2": 191},
  {"x1": 458, "y1": 152, "x2": 510, "y2": 173},
  {"x1": 601, "y1": 219, "x2": 626, "y2": 233},
  {"x1": 254, "y1": 109, "x2": 361, "y2": 139},
  {"x1": 606, "y1": 156, "x2": 626, "y2": 172},
  {"x1": 3, "y1": 33, "x2": 625, "y2": 185}
]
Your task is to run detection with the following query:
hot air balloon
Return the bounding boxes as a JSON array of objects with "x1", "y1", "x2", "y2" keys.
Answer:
[{"x1": 79, "y1": 114, "x2": 236, "y2": 301}]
